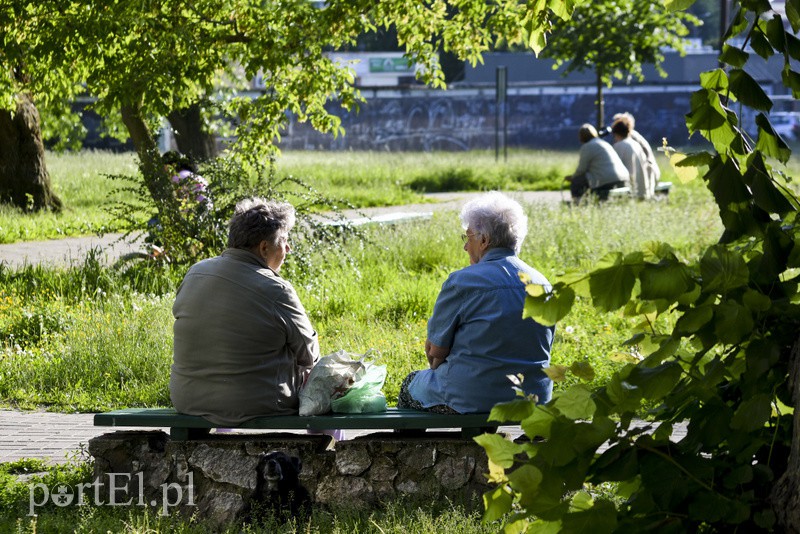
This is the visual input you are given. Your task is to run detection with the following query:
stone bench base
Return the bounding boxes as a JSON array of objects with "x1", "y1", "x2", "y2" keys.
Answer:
[{"x1": 88, "y1": 430, "x2": 491, "y2": 526}]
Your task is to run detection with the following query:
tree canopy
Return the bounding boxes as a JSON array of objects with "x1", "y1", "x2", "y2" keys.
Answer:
[{"x1": 541, "y1": 0, "x2": 700, "y2": 127}]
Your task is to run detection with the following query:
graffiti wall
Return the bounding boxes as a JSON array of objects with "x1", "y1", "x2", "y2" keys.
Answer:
[{"x1": 278, "y1": 86, "x2": 704, "y2": 152}]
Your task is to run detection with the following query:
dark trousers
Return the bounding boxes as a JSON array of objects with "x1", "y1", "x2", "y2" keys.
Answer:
[{"x1": 570, "y1": 175, "x2": 626, "y2": 202}]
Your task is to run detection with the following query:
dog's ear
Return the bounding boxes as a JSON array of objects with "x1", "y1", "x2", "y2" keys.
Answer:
[{"x1": 291, "y1": 456, "x2": 302, "y2": 473}]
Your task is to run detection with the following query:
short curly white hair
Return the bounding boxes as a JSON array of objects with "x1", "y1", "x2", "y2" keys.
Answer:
[{"x1": 459, "y1": 192, "x2": 528, "y2": 254}]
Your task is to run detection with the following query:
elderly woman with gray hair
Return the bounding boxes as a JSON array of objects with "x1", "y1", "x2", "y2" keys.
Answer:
[
  {"x1": 170, "y1": 197, "x2": 319, "y2": 426},
  {"x1": 398, "y1": 192, "x2": 555, "y2": 414}
]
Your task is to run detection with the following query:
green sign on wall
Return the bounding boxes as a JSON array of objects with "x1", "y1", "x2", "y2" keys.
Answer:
[{"x1": 369, "y1": 57, "x2": 413, "y2": 73}]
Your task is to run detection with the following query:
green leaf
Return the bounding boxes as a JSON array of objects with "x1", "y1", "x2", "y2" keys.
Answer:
[
  {"x1": 474, "y1": 433, "x2": 524, "y2": 468},
  {"x1": 554, "y1": 384, "x2": 596, "y2": 420},
  {"x1": 747, "y1": 0, "x2": 776, "y2": 15},
  {"x1": 507, "y1": 463, "x2": 544, "y2": 495},
  {"x1": 639, "y1": 261, "x2": 693, "y2": 301},
  {"x1": 482, "y1": 486, "x2": 513, "y2": 523},
  {"x1": 668, "y1": 151, "x2": 700, "y2": 183},
  {"x1": 789, "y1": 237, "x2": 800, "y2": 267},
  {"x1": 744, "y1": 153, "x2": 795, "y2": 213},
  {"x1": 664, "y1": 0, "x2": 697, "y2": 11},
  {"x1": 592, "y1": 443, "x2": 639, "y2": 481},
  {"x1": 719, "y1": 45, "x2": 749, "y2": 68},
  {"x1": 523, "y1": 284, "x2": 575, "y2": 327},
  {"x1": 589, "y1": 262, "x2": 636, "y2": 312},
  {"x1": 699, "y1": 69, "x2": 729, "y2": 92},
  {"x1": 700, "y1": 246, "x2": 750, "y2": 293},
  {"x1": 755, "y1": 113, "x2": 792, "y2": 163},
  {"x1": 546, "y1": 0, "x2": 576, "y2": 21},
  {"x1": 626, "y1": 362, "x2": 682, "y2": 401},
  {"x1": 749, "y1": 30, "x2": 775, "y2": 59},
  {"x1": 786, "y1": 33, "x2": 800, "y2": 62},
  {"x1": 685, "y1": 88, "x2": 727, "y2": 133},
  {"x1": 521, "y1": 406, "x2": 556, "y2": 439},
  {"x1": 728, "y1": 69, "x2": 772, "y2": 111},
  {"x1": 732, "y1": 395, "x2": 771, "y2": 432},
  {"x1": 642, "y1": 337, "x2": 680, "y2": 366},
  {"x1": 570, "y1": 491, "x2": 593, "y2": 511},
  {"x1": 490, "y1": 398, "x2": 536, "y2": 423},
  {"x1": 605, "y1": 373, "x2": 643, "y2": 413},
  {"x1": 705, "y1": 119, "x2": 739, "y2": 153},
  {"x1": 787, "y1": 0, "x2": 800, "y2": 33},
  {"x1": 570, "y1": 361, "x2": 595, "y2": 382},
  {"x1": 687, "y1": 491, "x2": 729, "y2": 522},
  {"x1": 543, "y1": 364, "x2": 568, "y2": 382},
  {"x1": 781, "y1": 67, "x2": 800, "y2": 98},
  {"x1": 560, "y1": 500, "x2": 618, "y2": 534},
  {"x1": 527, "y1": 520, "x2": 562, "y2": 534},
  {"x1": 679, "y1": 151, "x2": 715, "y2": 168},
  {"x1": 766, "y1": 14, "x2": 787, "y2": 50},
  {"x1": 714, "y1": 301, "x2": 754, "y2": 344}
]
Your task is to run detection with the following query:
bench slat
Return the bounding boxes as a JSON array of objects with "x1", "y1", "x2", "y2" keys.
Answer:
[{"x1": 94, "y1": 407, "x2": 498, "y2": 434}]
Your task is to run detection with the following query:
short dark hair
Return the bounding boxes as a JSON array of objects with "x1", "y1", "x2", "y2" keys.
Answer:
[
  {"x1": 227, "y1": 198, "x2": 295, "y2": 249},
  {"x1": 611, "y1": 119, "x2": 631, "y2": 138},
  {"x1": 578, "y1": 123, "x2": 598, "y2": 143}
]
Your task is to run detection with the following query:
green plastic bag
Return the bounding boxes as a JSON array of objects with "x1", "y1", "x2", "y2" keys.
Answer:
[{"x1": 330, "y1": 363, "x2": 387, "y2": 413}]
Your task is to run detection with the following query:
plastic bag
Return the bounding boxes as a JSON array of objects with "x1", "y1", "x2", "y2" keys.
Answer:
[
  {"x1": 298, "y1": 350, "x2": 365, "y2": 416},
  {"x1": 331, "y1": 363, "x2": 387, "y2": 414}
]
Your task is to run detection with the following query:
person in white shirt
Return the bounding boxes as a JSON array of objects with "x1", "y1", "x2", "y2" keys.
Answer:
[
  {"x1": 611, "y1": 119, "x2": 654, "y2": 200},
  {"x1": 612, "y1": 112, "x2": 661, "y2": 187}
]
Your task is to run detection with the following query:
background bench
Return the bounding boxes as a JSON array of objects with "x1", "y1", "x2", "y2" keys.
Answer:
[
  {"x1": 608, "y1": 181, "x2": 672, "y2": 199},
  {"x1": 94, "y1": 407, "x2": 500, "y2": 440}
]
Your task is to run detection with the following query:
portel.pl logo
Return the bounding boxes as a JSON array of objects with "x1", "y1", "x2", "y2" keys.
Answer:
[{"x1": 28, "y1": 472, "x2": 195, "y2": 516}]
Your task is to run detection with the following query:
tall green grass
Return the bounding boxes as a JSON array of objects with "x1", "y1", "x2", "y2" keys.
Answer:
[
  {"x1": 3, "y1": 149, "x2": 580, "y2": 243},
  {"x1": 0, "y1": 176, "x2": 722, "y2": 411},
  {"x1": 0, "y1": 151, "x2": 138, "y2": 244},
  {"x1": 273, "y1": 149, "x2": 574, "y2": 205}
]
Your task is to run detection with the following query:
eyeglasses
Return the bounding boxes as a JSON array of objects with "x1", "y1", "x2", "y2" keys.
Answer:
[{"x1": 461, "y1": 233, "x2": 474, "y2": 244}]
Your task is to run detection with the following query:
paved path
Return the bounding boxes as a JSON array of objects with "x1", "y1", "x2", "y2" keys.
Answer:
[
  {"x1": 0, "y1": 191, "x2": 564, "y2": 269},
  {"x1": 0, "y1": 189, "x2": 591, "y2": 466}
]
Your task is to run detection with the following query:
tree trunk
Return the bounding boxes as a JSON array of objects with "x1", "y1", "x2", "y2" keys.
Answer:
[
  {"x1": 595, "y1": 70, "x2": 605, "y2": 130},
  {"x1": 120, "y1": 103, "x2": 172, "y2": 203},
  {"x1": 167, "y1": 103, "x2": 217, "y2": 162},
  {"x1": 770, "y1": 335, "x2": 800, "y2": 532},
  {"x1": 0, "y1": 93, "x2": 62, "y2": 212}
]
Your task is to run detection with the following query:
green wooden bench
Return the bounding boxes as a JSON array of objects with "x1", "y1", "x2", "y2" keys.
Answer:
[{"x1": 94, "y1": 407, "x2": 500, "y2": 441}]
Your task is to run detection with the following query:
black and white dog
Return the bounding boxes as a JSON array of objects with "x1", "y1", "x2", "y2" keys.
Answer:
[{"x1": 252, "y1": 450, "x2": 312, "y2": 520}]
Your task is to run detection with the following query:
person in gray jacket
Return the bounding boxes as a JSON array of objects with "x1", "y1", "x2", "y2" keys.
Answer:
[
  {"x1": 170, "y1": 197, "x2": 319, "y2": 426},
  {"x1": 565, "y1": 123, "x2": 629, "y2": 202}
]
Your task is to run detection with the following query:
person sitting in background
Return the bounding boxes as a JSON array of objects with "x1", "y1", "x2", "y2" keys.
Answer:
[
  {"x1": 565, "y1": 124, "x2": 629, "y2": 202},
  {"x1": 397, "y1": 192, "x2": 555, "y2": 414},
  {"x1": 612, "y1": 112, "x2": 661, "y2": 187},
  {"x1": 611, "y1": 119, "x2": 654, "y2": 200},
  {"x1": 170, "y1": 197, "x2": 319, "y2": 426}
]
